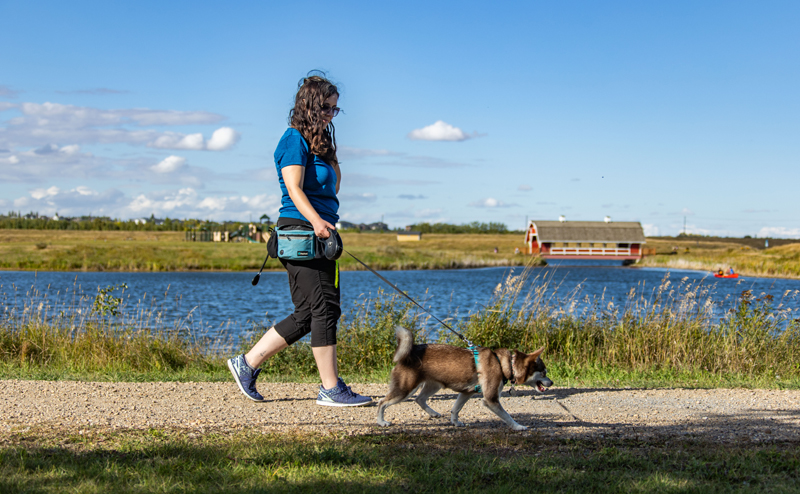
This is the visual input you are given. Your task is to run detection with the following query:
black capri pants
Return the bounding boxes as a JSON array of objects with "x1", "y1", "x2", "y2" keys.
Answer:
[{"x1": 274, "y1": 256, "x2": 340, "y2": 347}]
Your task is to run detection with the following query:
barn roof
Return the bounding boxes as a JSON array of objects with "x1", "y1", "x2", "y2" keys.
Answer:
[{"x1": 532, "y1": 221, "x2": 646, "y2": 243}]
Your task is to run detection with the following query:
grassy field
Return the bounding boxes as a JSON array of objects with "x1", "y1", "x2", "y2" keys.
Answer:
[
  {"x1": 641, "y1": 237, "x2": 800, "y2": 279},
  {"x1": 1, "y1": 229, "x2": 799, "y2": 279},
  {"x1": 3, "y1": 426, "x2": 798, "y2": 493},
  {"x1": 0, "y1": 230, "x2": 534, "y2": 271}
]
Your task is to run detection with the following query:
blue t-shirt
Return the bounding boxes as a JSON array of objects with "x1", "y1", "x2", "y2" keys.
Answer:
[{"x1": 275, "y1": 128, "x2": 339, "y2": 224}]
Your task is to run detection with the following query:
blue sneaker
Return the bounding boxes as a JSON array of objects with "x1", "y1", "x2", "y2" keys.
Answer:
[
  {"x1": 227, "y1": 354, "x2": 265, "y2": 402},
  {"x1": 316, "y1": 378, "x2": 373, "y2": 407}
]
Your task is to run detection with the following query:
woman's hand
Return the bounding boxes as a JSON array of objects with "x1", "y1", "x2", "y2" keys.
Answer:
[{"x1": 312, "y1": 219, "x2": 335, "y2": 239}]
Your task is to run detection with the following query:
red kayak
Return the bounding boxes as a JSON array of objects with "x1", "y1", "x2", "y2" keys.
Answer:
[{"x1": 714, "y1": 273, "x2": 739, "y2": 279}]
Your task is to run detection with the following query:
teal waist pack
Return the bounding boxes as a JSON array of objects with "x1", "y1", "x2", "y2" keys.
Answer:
[{"x1": 276, "y1": 226, "x2": 316, "y2": 261}]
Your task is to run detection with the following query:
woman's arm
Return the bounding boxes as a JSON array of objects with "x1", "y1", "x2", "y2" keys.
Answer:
[{"x1": 282, "y1": 165, "x2": 334, "y2": 238}]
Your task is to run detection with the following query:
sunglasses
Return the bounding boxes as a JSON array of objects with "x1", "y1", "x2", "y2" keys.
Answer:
[{"x1": 320, "y1": 104, "x2": 340, "y2": 117}]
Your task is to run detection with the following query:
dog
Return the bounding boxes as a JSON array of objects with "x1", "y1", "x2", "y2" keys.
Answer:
[{"x1": 376, "y1": 326, "x2": 553, "y2": 431}]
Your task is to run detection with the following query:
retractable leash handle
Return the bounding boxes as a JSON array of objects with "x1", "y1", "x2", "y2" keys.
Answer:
[{"x1": 320, "y1": 227, "x2": 343, "y2": 260}]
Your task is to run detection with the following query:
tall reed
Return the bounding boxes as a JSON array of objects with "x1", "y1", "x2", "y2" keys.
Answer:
[
  {"x1": 455, "y1": 267, "x2": 800, "y2": 380},
  {"x1": 0, "y1": 281, "x2": 212, "y2": 378}
]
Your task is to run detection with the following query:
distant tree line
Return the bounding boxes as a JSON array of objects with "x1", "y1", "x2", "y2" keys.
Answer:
[
  {"x1": 408, "y1": 221, "x2": 511, "y2": 234},
  {"x1": 0, "y1": 211, "x2": 253, "y2": 232}
]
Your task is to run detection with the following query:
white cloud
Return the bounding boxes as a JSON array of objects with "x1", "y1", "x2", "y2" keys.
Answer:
[
  {"x1": 0, "y1": 86, "x2": 20, "y2": 98},
  {"x1": 123, "y1": 188, "x2": 280, "y2": 219},
  {"x1": 206, "y1": 127, "x2": 240, "y2": 151},
  {"x1": 75, "y1": 186, "x2": 94, "y2": 196},
  {"x1": 148, "y1": 128, "x2": 239, "y2": 151},
  {"x1": 0, "y1": 102, "x2": 17, "y2": 112},
  {"x1": 642, "y1": 223, "x2": 660, "y2": 236},
  {"x1": 56, "y1": 88, "x2": 130, "y2": 96},
  {"x1": 151, "y1": 155, "x2": 187, "y2": 174},
  {"x1": 468, "y1": 197, "x2": 516, "y2": 208},
  {"x1": 408, "y1": 121, "x2": 476, "y2": 141},
  {"x1": 681, "y1": 208, "x2": 695, "y2": 215},
  {"x1": 377, "y1": 155, "x2": 471, "y2": 168},
  {"x1": 518, "y1": 184, "x2": 532, "y2": 191},
  {"x1": 31, "y1": 186, "x2": 60, "y2": 200},
  {"x1": 195, "y1": 193, "x2": 279, "y2": 213},
  {"x1": 0, "y1": 101, "x2": 236, "y2": 151},
  {"x1": 346, "y1": 173, "x2": 438, "y2": 187},
  {"x1": 0, "y1": 144, "x2": 109, "y2": 182},
  {"x1": 150, "y1": 133, "x2": 205, "y2": 150},
  {"x1": 337, "y1": 146, "x2": 398, "y2": 159},
  {"x1": 129, "y1": 188, "x2": 199, "y2": 213},
  {"x1": 13, "y1": 185, "x2": 126, "y2": 216},
  {"x1": 339, "y1": 193, "x2": 377, "y2": 202},
  {"x1": 758, "y1": 226, "x2": 800, "y2": 239},
  {"x1": 15, "y1": 102, "x2": 222, "y2": 127},
  {"x1": 414, "y1": 208, "x2": 443, "y2": 218}
]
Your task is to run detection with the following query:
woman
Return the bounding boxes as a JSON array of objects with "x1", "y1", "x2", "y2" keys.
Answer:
[{"x1": 228, "y1": 73, "x2": 371, "y2": 407}]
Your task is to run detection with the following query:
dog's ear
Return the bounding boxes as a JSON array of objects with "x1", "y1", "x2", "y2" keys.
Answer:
[{"x1": 528, "y1": 346, "x2": 545, "y2": 360}]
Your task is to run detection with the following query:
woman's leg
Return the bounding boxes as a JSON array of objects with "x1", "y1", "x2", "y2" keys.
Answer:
[
  {"x1": 312, "y1": 344, "x2": 339, "y2": 389},
  {"x1": 282, "y1": 258, "x2": 342, "y2": 386},
  {"x1": 245, "y1": 327, "x2": 289, "y2": 368}
]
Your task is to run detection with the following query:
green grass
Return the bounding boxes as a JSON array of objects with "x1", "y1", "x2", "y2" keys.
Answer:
[
  {"x1": 2, "y1": 427, "x2": 798, "y2": 493},
  {"x1": 0, "y1": 230, "x2": 536, "y2": 271},
  {"x1": 3, "y1": 230, "x2": 799, "y2": 278}
]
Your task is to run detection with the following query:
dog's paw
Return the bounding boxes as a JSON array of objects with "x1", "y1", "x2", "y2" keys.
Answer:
[
  {"x1": 511, "y1": 424, "x2": 528, "y2": 432},
  {"x1": 377, "y1": 420, "x2": 392, "y2": 427},
  {"x1": 427, "y1": 411, "x2": 442, "y2": 419},
  {"x1": 451, "y1": 420, "x2": 466, "y2": 427}
]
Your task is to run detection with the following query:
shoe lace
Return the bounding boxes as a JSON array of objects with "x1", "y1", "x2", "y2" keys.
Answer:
[
  {"x1": 248, "y1": 368, "x2": 261, "y2": 393},
  {"x1": 336, "y1": 379, "x2": 358, "y2": 398}
]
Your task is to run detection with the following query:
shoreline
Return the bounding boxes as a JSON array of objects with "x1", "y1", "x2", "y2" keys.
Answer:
[{"x1": 2, "y1": 261, "x2": 799, "y2": 281}]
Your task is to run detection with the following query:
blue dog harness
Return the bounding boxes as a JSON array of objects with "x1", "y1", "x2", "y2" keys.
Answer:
[{"x1": 470, "y1": 345, "x2": 509, "y2": 393}]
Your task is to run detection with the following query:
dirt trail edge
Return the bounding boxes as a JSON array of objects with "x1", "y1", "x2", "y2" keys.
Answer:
[{"x1": 2, "y1": 380, "x2": 798, "y2": 442}]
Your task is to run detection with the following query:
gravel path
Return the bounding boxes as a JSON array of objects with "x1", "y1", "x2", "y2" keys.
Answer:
[{"x1": 2, "y1": 380, "x2": 798, "y2": 442}]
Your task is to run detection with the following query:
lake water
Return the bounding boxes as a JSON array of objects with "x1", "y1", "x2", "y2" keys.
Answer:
[{"x1": 2, "y1": 265, "x2": 799, "y2": 339}]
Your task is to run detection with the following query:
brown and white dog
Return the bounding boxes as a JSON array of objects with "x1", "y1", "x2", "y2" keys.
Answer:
[{"x1": 376, "y1": 326, "x2": 553, "y2": 431}]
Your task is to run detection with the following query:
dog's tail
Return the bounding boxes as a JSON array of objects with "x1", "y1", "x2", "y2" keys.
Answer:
[{"x1": 393, "y1": 325, "x2": 414, "y2": 363}]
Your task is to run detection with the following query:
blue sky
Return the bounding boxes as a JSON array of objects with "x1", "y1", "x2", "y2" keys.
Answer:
[{"x1": 1, "y1": 1, "x2": 798, "y2": 237}]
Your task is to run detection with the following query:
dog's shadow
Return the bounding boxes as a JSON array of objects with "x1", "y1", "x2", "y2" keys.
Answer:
[{"x1": 420, "y1": 385, "x2": 636, "y2": 402}]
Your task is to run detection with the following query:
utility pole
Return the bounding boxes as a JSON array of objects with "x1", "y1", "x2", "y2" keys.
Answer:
[{"x1": 683, "y1": 216, "x2": 686, "y2": 235}]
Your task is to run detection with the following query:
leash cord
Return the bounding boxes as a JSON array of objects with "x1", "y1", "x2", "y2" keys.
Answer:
[{"x1": 344, "y1": 249, "x2": 474, "y2": 347}]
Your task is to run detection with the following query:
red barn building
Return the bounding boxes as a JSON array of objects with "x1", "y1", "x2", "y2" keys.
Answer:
[{"x1": 525, "y1": 218, "x2": 646, "y2": 261}]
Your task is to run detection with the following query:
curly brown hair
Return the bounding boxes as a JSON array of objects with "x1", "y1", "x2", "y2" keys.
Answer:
[{"x1": 289, "y1": 73, "x2": 339, "y2": 166}]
